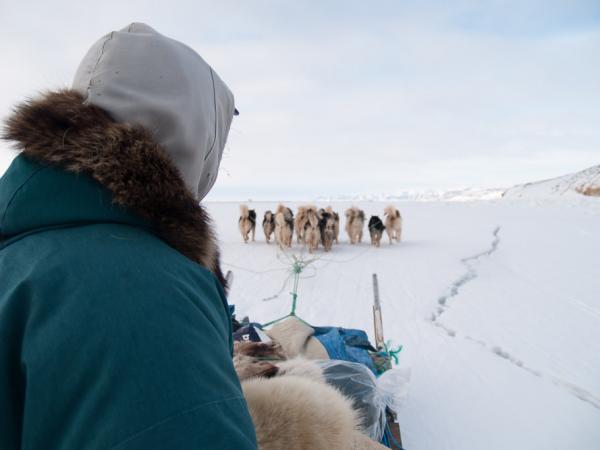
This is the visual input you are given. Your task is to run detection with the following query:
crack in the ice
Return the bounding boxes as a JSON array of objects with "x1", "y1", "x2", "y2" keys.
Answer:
[
  {"x1": 482, "y1": 339, "x2": 600, "y2": 410},
  {"x1": 436, "y1": 326, "x2": 600, "y2": 410},
  {"x1": 432, "y1": 226, "x2": 501, "y2": 321},
  {"x1": 428, "y1": 225, "x2": 600, "y2": 410}
]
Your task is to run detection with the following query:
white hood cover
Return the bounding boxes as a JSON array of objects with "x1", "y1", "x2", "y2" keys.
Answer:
[{"x1": 73, "y1": 23, "x2": 236, "y2": 200}]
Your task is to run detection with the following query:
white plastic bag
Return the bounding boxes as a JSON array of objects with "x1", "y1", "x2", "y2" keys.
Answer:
[{"x1": 316, "y1": 360, "x2": 411, "y2": 441}]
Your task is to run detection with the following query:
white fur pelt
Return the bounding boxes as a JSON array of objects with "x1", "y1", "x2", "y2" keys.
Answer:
[
  {"x1": 242, "y1": 374, "x2": 359, "y2": 450},
  {"x1": 275, "y1": 357, "x2": 326, "y2": 383}
]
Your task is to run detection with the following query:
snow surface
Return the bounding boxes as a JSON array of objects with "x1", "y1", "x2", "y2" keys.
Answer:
[
  {"x1": 206, "y1": 198, "x2": 600, "y2": 450},
  {"x1": 504, "y1": 165, "x2": 600, "y2": 199}
]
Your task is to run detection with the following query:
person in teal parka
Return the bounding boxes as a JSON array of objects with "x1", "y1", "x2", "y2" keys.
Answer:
[{"x1": 0, "y1": 23, "x2": 257, "y2": 449}]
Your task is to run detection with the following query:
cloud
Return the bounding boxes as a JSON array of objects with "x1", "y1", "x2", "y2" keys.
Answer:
[{"x1": 1, "y1": 1, "x2": 599, "y2": 198}]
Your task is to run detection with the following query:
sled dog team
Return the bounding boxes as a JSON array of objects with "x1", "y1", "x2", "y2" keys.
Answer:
[{"x1": 239, "y1": 204, "x2": 402, "y2": 251}]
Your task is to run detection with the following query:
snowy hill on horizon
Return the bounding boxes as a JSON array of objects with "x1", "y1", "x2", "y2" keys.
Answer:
[{"x1": 503, "y1": 164, "x2": 600, "y2": 199}]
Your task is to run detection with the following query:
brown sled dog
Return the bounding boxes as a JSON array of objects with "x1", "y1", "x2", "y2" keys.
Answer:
[
  {"x1": 304, "y1": 207, "x2": 321, "y2": 253},
  {"x1": 275, "y1": 204, "x2": 294, "y2": 249},
  {"x1": 294, "y1": 206, "x2": 309, "y2": 244},
  {"x1": 303, "y1": 206, "x2": 321, "y2": 253},
  {"x1": 345, "y1": 207, "x2": 365, "y2": 244},
  {"x1": 326, "y1": 206, "x2": 340, "y2": 244},
  {"x1": 384, "y1": 205, "x2": 402, "y2": 244},
  {"x1": 239, "y1": 205, "x2": 256, "y2": 243},
  {"x1": 263, "y1": 210, "x2": 276, "y2": 243}
]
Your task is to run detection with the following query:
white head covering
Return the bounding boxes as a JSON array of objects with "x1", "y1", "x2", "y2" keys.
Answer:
[{"x1": 72, "y1": 23, "x2": 236, "y2": 200}]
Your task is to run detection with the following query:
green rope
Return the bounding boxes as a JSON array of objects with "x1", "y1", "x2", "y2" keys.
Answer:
[
  {"x1": 262, "y1": 255, "x2": 315, "y2": 328},
  {"x1": 384, "y1": 341, "x2": 403, "y2": 365},
  {"x1": 372, "y1": 340, "x2": 403, "y2": 374}
]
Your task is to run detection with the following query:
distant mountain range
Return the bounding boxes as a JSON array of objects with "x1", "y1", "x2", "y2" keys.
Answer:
[
  {"x1": 314, "y1": 187, "x2": 506, "y2": 202},
  {"x1": 313, "y1": 165, "x2": 600, "y2": 202}
]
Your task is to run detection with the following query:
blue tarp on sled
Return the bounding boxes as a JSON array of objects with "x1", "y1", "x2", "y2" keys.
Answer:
[{"x1": 312, "y1": 326, "x2": 378, "y2": 374}]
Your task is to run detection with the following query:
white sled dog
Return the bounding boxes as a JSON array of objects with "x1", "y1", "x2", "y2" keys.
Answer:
[
  {"x1": 384, "y1": 205, "x2": 402, "y2": 244},
  {"x1": 345, "y1": 207, "x2": 365, "y2": 244},
  {"x1": 239, "y1": 205, "x2": 256, "y2": 243},
  {"x1": 275, "y1": 204, "x2": 294, "y2": 249},
  {"x1": 303, "y1": 206, "x2": 321, "y2": 253},
  {"x1": 263, "y1": 210, "x2": 276, "y2": 243}
]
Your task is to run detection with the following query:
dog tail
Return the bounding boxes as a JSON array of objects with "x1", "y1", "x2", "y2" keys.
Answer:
[
  {"x1": 384, "y1": 205, "x2": 398, "y2": 218},
  {"x1": 306, "y1": 208, "x2": 320, "y2": 228},
  {"x1": 276, "y1": 203, "x2": 288, "y2": 216},
  {"x1": 240, "y1": 204, "x2": 250, "y2": 218}
]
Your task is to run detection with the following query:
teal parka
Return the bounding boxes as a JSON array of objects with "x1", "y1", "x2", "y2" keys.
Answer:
[{"x1": 0, "y1": 91, "x2": 258, "y2": 449}]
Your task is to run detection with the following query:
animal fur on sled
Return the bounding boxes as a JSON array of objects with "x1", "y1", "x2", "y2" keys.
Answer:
[
  {"x1": 233, "y1": 342, "x2": 388, "y2": 450},
  {"x1": 243, "y1": 374, "x2": 358, "y2": 450}
]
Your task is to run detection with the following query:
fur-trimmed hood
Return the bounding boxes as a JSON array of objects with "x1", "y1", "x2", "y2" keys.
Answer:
[{"x1": 1, "y1": 89, "x2": 227, "y2": 288}]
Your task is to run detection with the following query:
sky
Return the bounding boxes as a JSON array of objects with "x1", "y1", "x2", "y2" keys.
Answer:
[{"x1": 0, "y1": 0, "x2": 599, "y2": 199}]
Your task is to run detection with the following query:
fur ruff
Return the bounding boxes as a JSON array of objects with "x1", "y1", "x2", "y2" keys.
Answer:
[{"x1": 2, "y1": 89, "x2": 227, "y2": 289}]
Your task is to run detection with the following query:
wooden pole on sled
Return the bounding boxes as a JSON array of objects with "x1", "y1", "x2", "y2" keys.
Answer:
[
  {"x1": 372, "y1": 273, "x2": 385, "y2": 351},
  {"x1": 372, "y1": 273, "x2": 403, "y2": 449}
]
